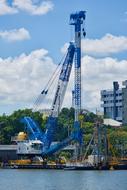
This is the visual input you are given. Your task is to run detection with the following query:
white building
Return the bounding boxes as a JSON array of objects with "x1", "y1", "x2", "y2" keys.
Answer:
[{"x1": 101, "y1": 81, "x2": 127, "y2": 124}]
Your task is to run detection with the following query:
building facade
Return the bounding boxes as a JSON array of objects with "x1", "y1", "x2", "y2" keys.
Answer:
[
  {"x1": 122, "y1": 81, "x2": 127, "y2": 124},
  {"x1": 101, "y1": 80, "x2": 127, "y2": 124}
]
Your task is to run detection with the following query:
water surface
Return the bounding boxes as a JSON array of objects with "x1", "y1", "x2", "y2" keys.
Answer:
[{"x1": 0, "y1": 169, "x2": 127, "y2": 190}]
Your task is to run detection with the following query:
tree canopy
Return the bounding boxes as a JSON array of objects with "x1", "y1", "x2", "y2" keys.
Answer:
[{"x1": 0, "y1": 108, "x2": 127, "y2": 158}]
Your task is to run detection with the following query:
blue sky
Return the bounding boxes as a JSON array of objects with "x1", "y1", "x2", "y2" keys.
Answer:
[
  {"x1": 0, "y1": 0, "x2": 127, "y2": 60},
  {"x1": 0, "y1": 0, "x2": 127, "y2": 114}
]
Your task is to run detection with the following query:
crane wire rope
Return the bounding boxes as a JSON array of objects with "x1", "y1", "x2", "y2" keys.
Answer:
[
  {"x1": 34, "y1": 67, "x2": 61, "y2": 111},
  {"x1": 33, "y1": 64, "x2": 62, "y2": 111},
  {"x1": 33, "y1": 49, "x2": 68, "y2": 111}
]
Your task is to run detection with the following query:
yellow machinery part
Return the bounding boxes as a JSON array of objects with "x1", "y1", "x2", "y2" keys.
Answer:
[
  {"x1": 9, "y1": 159, "x2": 31, "y2": 165},
  {"x1": 17, "y1": 132, "x2": 27, "y2": 141}
]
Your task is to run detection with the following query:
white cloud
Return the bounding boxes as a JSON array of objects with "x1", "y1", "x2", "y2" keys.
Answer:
[
  {"x1": 0, "y1": 0, "x2": 53, "y2": 16},
  {"x1": 0, "y1": 49, "x2": 56, "y2": 109},
  {"x1": 80, "y1": 55, "x2": 127, "y2": 111},
  {"x1": 0, "y1": 0, "x2": 18, "y2": 15},
  {"x1": 13, "y1": 0, "x2": 53, "y2": 15},
  {"x1": 82, "y1": 34, "x2": 127, "y2": 56},
  {"x1": 62, "y1": 34, "x2": 127, "y2": 56},
  {"x1": 61, "y1": 34, "x2": 127, "y2": 110},
  {"x1": 1, "y1": 46, "x2": 127, "y2": 114},
  {"x1": 63, "y1": 55, "x2": 127, "y2": 111},
  {"x1": 0, "y1": 28, "x2": 30, "y2": 42},
  {"x1": 61, "y1": 43, "x2": 69, "y2": 54}
]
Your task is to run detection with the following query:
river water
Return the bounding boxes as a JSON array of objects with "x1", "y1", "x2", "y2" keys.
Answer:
[{"x1": 0, "y1": 169, "x2": 127, "y2": 190}]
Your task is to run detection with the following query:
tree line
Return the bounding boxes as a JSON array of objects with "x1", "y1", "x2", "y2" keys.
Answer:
[{"x1": 0, "y1": 108, "x2": 127, "y2": 157}]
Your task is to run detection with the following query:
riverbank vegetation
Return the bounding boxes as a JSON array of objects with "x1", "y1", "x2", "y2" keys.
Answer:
[{"x1": 0, "y1": 108, "x2": 127, "y2": 157}]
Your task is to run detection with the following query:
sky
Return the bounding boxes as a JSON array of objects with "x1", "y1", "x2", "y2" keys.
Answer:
[{"x1": 0, "y1": 0, "x2": 127, "y2": 115}]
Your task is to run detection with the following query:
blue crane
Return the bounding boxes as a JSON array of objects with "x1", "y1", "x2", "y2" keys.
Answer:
[
  {"x1": 19, "y1": 11, "x2": 86, "y2": 156},
  {"x1": 70, "y1": 11, "x2": 86, "y2": 145}
]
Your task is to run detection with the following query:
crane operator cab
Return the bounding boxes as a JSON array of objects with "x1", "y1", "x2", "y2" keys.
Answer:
[{"x1": 17, "y1": 140, "x2": 43, "y2": 155}]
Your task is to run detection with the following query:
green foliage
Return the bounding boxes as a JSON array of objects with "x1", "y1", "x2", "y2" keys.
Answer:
[
  {"x1": 106, "y1": 126, "x2": 127, "y2": 157},
  {"x1": 0, "y1": 109, "x2": 44, "y2": 144},
  {"x1": 1, "y1": 107, "x2": 127, "y2": 158},
  {"x1": 58, "y1": 151, "x2": 71, "y2": 159},
  {"x1": 82, "y1": 122, "x2": 94, "y2": 134},
  {"x1": 55, "y1": 107, "x2": 74, "y2": 141},
  {"x1": 83, "y1": 112, "x2": 102, "y2": 123}
]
